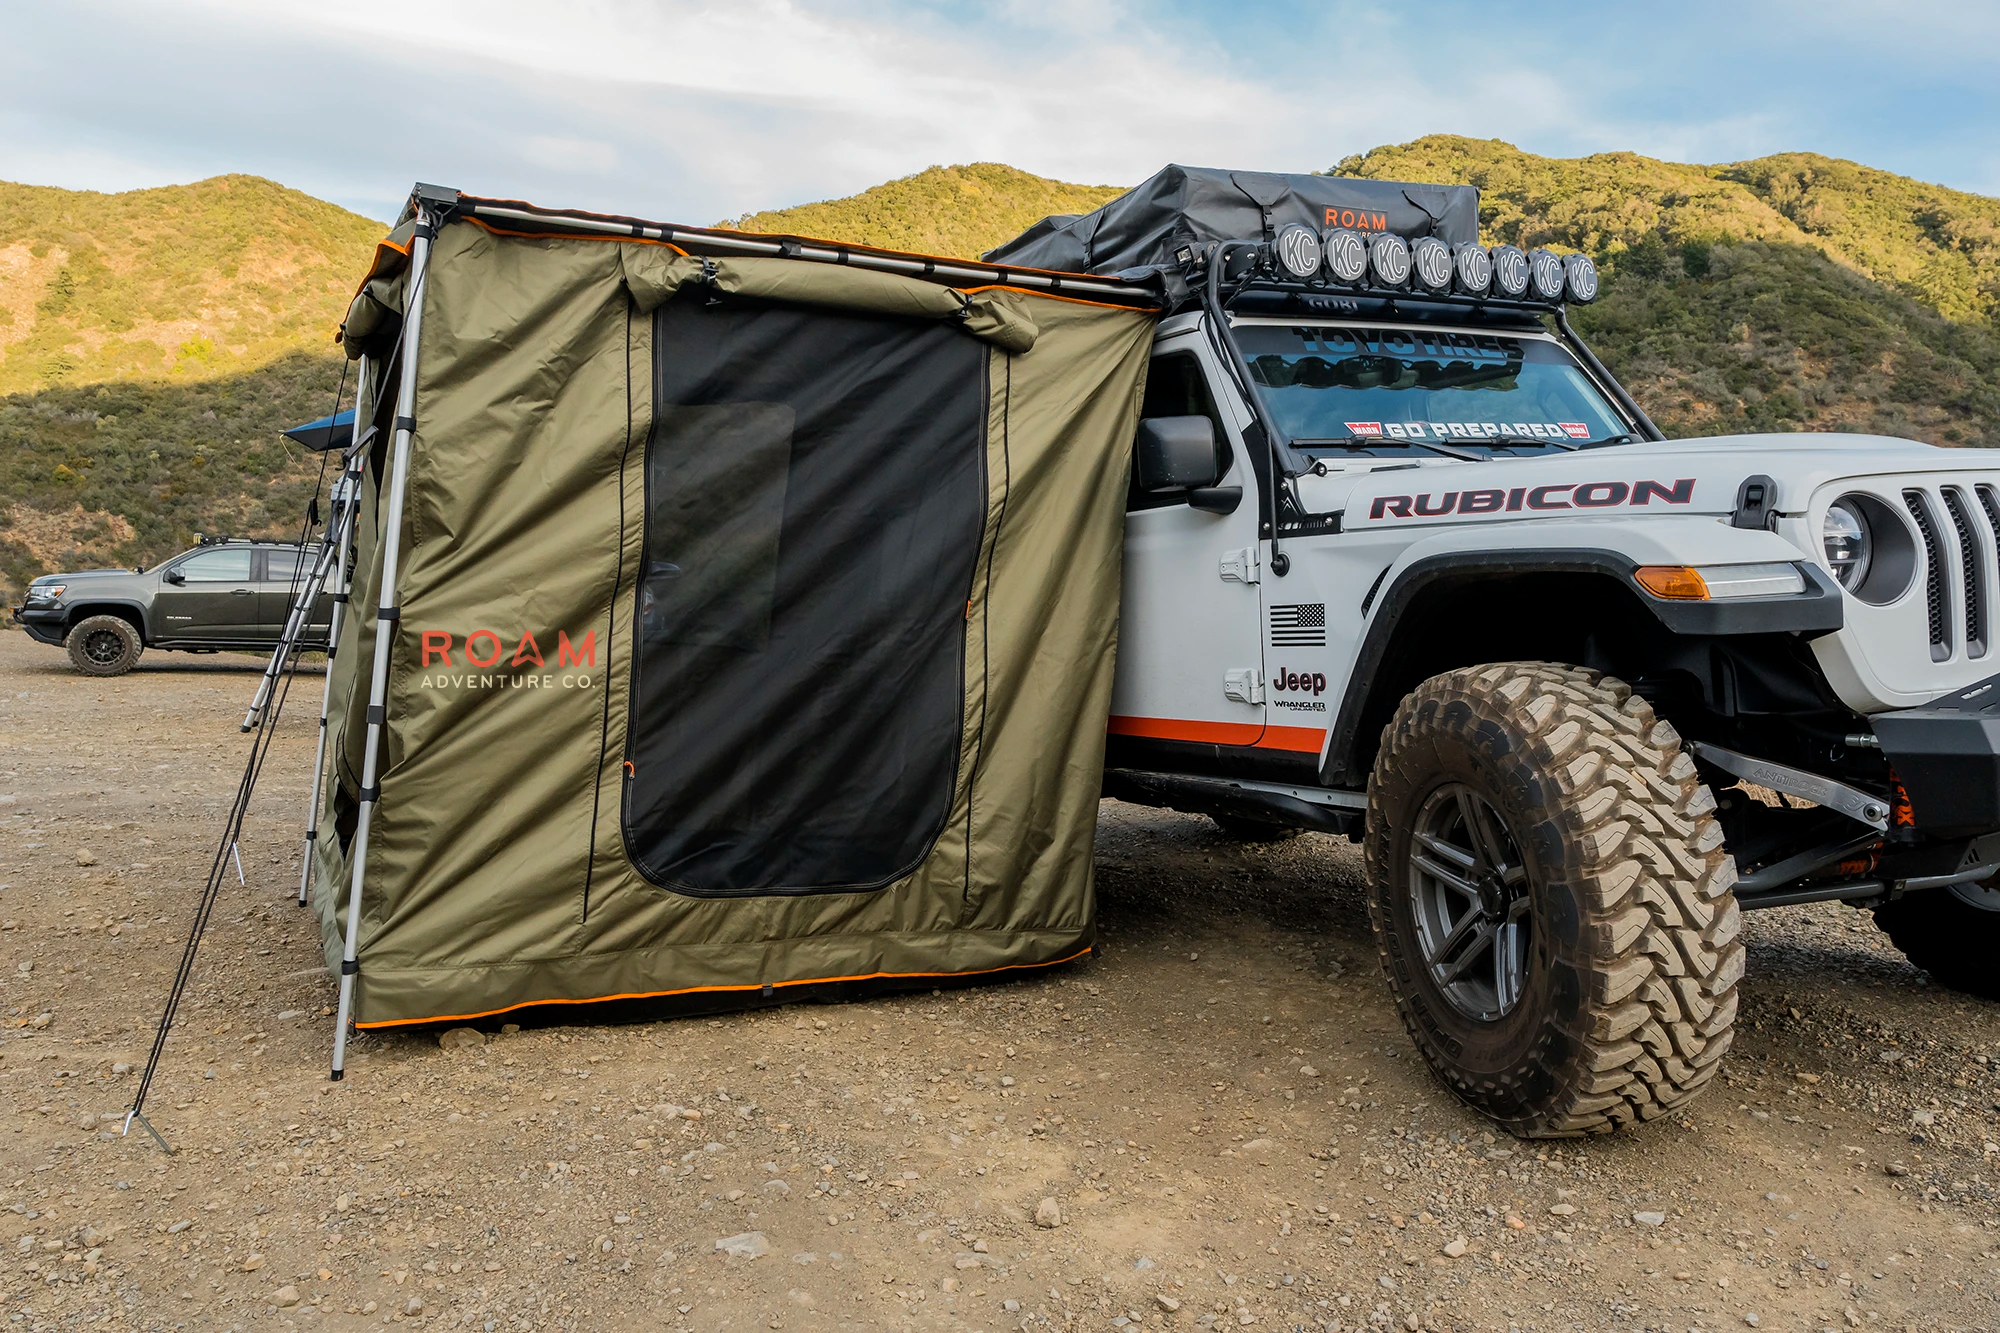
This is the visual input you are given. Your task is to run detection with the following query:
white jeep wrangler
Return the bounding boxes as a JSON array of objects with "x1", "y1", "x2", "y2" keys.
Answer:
[{"x1": 994, "y1": 166, "x2": 2000, "y2": 1137}]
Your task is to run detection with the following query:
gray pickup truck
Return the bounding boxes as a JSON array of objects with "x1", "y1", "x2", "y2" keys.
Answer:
[{"x1": 10, "y1": 537, "x2": 330, "y2": 676}]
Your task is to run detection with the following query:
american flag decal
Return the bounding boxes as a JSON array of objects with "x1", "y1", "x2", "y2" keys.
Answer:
[{"x1": 1270, "y1": 603, "x2": 1326, "y2": 647}]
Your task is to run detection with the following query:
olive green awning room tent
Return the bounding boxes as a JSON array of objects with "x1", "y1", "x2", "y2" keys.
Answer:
[{"x1": 305, "y1": 185, "x2": 1160, "y2": 1051}]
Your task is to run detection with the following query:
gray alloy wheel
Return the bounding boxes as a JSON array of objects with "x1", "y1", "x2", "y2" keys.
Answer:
[{"x1": 1407, "y1": 782, "x2": 1533, "y2": 1022}]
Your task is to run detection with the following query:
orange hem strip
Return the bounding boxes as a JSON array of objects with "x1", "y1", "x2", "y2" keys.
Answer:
[{"x1": 350, "y1": 946, "x2": 1093, "y2": 1029}]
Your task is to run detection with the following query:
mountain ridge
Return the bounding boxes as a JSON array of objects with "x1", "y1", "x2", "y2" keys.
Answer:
[{"x1": 3, "y1": 142, "x2": 1998, "y2": 604}]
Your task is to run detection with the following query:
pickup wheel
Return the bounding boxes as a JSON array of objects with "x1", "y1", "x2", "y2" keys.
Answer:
[
  {"x1": 1873, "y1": 879, "x2": 2000, "y2": 999},
  {"x1": 1364, "y1": 662, "x2": 1742, "y2": 1137},
  {"x1": 65, "y1": 615, "x2": 143, "y2": 677}
]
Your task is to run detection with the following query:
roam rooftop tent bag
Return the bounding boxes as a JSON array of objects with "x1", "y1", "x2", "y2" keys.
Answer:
[{"x1": 311, "y1": 186, "x2": 1159, "y2": 1053}]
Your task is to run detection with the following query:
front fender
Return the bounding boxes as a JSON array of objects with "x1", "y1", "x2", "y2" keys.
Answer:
[
  {"x1": 1321, "y1": 522, "x2": 1842, "y2": 785},
  {"x1": 1370, "y1": 519, "x2": 1842, "y2": 637}
]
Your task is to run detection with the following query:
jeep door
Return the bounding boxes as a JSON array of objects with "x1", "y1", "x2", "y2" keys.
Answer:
[
  {"x1": 258, "y1": 546, "x2": 332, "y2": 642},
  {"x1": 1107, "y1": 338, "x2": 1268, "y2": 758},
  {"x1": 152, "y1": 547, "x2": 261, "y2": 644}
]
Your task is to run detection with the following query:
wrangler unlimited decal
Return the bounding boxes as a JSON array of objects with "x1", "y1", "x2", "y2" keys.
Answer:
[{"x1": 1367, "y1": 477, "x2": 1695, "y2": 520}]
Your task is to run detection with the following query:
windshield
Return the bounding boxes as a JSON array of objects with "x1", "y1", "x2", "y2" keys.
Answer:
[{"x1": 1238, "y1": 324, "x2": 1630, "y2": 457}]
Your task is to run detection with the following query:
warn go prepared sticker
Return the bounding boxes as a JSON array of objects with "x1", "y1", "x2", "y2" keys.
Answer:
[{"x1": 1348, "y1": 420, "x2": 1595, "y2": 441}]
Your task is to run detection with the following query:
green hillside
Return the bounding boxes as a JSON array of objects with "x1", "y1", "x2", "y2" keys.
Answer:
[
  {"x1": 720, "y1": 163, "x2": 1125, "y2": 259},
  {"x1": 1333, "y1": 138, "x2": 2000, "y2": 445},
  {"x1": 0, "y1": 176, "x2": 380, "y2": 600},
  {"x1": 0, "y1": 174, "x2": 382, "y2": 393},
  {"x1": 4, "y1": 146, "x2": 1999, "y2": 610}
]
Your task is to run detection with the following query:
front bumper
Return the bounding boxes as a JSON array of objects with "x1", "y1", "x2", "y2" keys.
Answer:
[
  {"x1": 10, "y1": 605, "x2": 66, "y2": 647},
  {"x1": 1874, "y1": 674, "x2": 2000, "y2": 837}
]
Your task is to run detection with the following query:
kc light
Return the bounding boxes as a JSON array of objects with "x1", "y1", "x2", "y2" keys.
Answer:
[
  {"x1": 1410, "y1": 236, "x2": 1453, "y2": 293},
  {"x1": 1272, "y1": 224, "x2": 1322, "y2": 280},
  {"x1": 1322, "y1": 228, "x2": 1367, "y2": 284},
  {"x1": 1563, "y1": 253, "x2": 1599, "y2": 303},
  {"x1": 1823, "y1": 497, "x2": 1873, "y2": 591},
  {"x1": 1634, "y1": 563, "x2": 1808, "y2": 600},
  {"x1": 1368, "y1": 233, "x2": 1411, "y2": 287},
  {"x1": 1528, "y1": 248, "x2": 1565, "y2": 301},
  {"x1": 1491, "y1": 245, "x2": 1530, "y2": 298},
  {"x1": 1452, "y1": 243, "x2": 1492, "y2": 296}
]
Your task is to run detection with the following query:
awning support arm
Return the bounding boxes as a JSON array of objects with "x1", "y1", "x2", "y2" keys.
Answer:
[
  {"x1": 298, "y1": 353, "x2": 373, "y2": 907},
  {"x1": 330, "y1": 210, "x2": 437, "y2": 1080}
]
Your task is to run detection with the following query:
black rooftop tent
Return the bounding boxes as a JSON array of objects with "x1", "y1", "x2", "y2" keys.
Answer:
[{"x1": 984, "y1": 164, "x2": 1481, "y2": 279}]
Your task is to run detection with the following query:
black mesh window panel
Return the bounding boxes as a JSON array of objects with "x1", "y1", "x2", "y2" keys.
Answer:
[{"x1": 625, "y1": 297, "x2": 987, "y2": 896}]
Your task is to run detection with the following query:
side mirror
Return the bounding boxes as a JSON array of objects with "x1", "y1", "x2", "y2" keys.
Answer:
[
  {"x1": 1136, "y1": 416, "x2": 1221, "y2": 492},
  {"x1": 162, "y1": 568, "x2": 185, "y2": 586}
]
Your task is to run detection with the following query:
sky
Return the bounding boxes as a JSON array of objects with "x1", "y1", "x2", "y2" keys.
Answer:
[{"x1": 3, "y1": 0, "x2": 1997, "y2": 226}]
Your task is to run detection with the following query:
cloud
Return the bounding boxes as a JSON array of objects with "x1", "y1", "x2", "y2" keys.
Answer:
[
  {"x1": 517, "y1": 135, "x2": 622, "y2": 178},
  {"x1": 1, "y1": 0, "x2": 1993, "y2": 230}
]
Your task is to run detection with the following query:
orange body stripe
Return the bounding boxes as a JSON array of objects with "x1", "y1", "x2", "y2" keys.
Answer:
[
  {"x1": 1107, "y1": 715, "x2": 1326, "y2": 754},
  {"x1": 351, "y1": 947, "x2": 1092, "y2": 1030}
]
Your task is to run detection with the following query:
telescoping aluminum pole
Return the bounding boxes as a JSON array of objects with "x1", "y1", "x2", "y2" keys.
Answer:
[
  {"x1": 297, "y1": 356, "x2": 371, "y2": 906},
  {"x1": 241, "y1": 501, "x2": 349, "y2": 733},
  {"x1": 330, "y1": 210, "x2": 436, "y2": 1080}
]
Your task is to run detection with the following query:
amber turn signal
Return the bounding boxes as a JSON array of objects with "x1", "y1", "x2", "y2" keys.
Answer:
[{"x1": 1633, "y1": 565, "x2": 1710, "y2": 600}]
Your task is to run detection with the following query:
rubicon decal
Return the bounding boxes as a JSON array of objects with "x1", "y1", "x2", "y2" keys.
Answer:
[
  {"x1": 1368, "y1": 477, "x2": 1695, "y2": 520},
  {"x1": 417, "y1": 629, "x2": 598, "y2": 689}
]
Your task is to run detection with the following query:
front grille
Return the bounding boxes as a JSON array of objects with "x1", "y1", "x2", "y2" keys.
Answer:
[
  {"x1": 1943, "y1": 488, "x2": 1987, "y2": 658},
  {"x1": 1894, "y1": 482, "x2": 2000, "y2": 666},
  {"x1": 1906, "y1": 490, "x2": 1949, "y2": 660}
]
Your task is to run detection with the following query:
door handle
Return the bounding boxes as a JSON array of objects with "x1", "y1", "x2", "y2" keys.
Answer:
[{"x1": 231, "y1": 588, "x2": 253, "y2": 596}]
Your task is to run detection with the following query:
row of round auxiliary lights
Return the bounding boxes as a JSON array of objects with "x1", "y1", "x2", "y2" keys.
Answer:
[{"x1": 1269, "y1": 223, "x2": 1598, "y2": 304}]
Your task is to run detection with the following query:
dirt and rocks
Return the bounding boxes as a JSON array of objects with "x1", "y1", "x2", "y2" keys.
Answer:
[{"x1": 2, "y1": 629, "x2": 1999, "y2": 1333}]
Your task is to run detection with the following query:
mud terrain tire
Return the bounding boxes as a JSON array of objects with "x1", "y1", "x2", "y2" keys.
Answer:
[
  {"x1": 1874, "y1": 879, "x2": 2000, "y2": 1000},
  {"x1": 65, "y1": 614, "x2": 143, "y2": 677},
  {"x1": 1364, "y1": 662, "x2": 1743, "y2": 1137}
]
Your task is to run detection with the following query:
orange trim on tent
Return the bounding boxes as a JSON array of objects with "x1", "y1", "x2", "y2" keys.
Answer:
[
  {"x1": 461, "y1": 213, "x2": 691, "y2": 255},
  {"x1": 954, "y1": 283, "x2": 1161, "y2": 314},
  {"x1": 459, "y1": 218, "x2": 1143, "y2": 312},
  {"x1": 456, "y1": 191, "x2": 1141, "y2": 290},
  {"x1": 1107, "y1": 715, "x2": 1326, "y2": 754},
  {"x1": 350, "y1": 947, "x2": 1093, "y2": 1029},
  {"x1": 335, "y1": 234, "x2": 416, "y2": 341}
]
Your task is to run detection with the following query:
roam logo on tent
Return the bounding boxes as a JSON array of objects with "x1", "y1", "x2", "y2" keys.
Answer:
[{"x1": 417, "y1": 629, "x2": 597, "y2": 690}]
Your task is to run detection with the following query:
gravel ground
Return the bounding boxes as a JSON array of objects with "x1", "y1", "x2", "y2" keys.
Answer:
[{"x1": 2, "y1": 629, "x2": 1999, "y2": 1333}]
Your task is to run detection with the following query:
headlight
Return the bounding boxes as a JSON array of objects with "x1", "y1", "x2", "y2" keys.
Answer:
[
  {"x1": 1272, "y1": 224, "x2": 1322, "y2": 280},
  {"x1": 1367, "y1": 233, "x2": 1411, "y2": 288},
  {"x1": 1322, "y1": 228, "x2": 1367, "y2": 284},
  {"x1": 1562, "y1": 253, "x2": 1599, "y2": 303},
  {"x1": 1491, "y1": 245, "x2": 1530, "y2": 298},
  {"x1": 1410, "y1": 237, "x2": 1453, "y2": 293},
  {"x1": 1528, "y1": 248, "x2": 1565, "y2": 302},
  {"x1": 29, "y1": 584, "x2": 65, "y2": 601},
  {"x1": 1452, "y1": 244, "x2": 1492, "y2": 296},
  {"x1": 1823, "y1": 498, "x2": 1872, "y2": 591}
]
